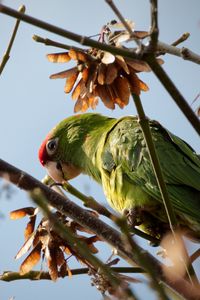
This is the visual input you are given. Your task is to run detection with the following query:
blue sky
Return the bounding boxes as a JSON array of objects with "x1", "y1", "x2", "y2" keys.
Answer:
[{"x1": 1, "y1": 1, "x2": 200, "y2": 299}]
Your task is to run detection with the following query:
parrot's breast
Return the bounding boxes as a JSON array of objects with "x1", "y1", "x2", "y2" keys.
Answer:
[{"x1": 100, "y1": 165, "x2": 154, "y2": 213}]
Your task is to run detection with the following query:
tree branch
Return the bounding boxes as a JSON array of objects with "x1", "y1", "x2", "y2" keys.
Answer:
[
  {"x1": 32, "y1": 35, "x2": 83, "y2": 52},
  {"x1": 144, "y1": 55, "x2": 200, "y2": 135},
  {"x1": 157, "y1": 41, "x2": 200, "y2": 65},
  {"x1": 44, "y1": 175, "x2": 115, "y2": 219},
  {"x1": 0, "y1": 267, "x2": 144, "y2": 282},
  {"x1": 149, "y1": 0, "x2": 159, "y2": 51},
  {"x1": 0, "y1": 5, "x2": 25, "y2": 75},
  {"x1": 171, "y1": 32, "x2": 190, "y2": 47},
  {"x1": 0, "y1": 158, "x2": 158, "y2": 266},
  {"x1": 105, "y1": 0, "x2": 141, "y2": 47},
  {"x1": 132, "y1": 94, "x2": 177, "y2": 230},
  {"x1": 0, "y1": 4, "x2": 138, "y2": 59},
  {"x1": 1, "y1": 159, "x2": 200, "y2": 299},
  {"x1": 1, "y1": 4, "x2": 200, "y2": 67}
]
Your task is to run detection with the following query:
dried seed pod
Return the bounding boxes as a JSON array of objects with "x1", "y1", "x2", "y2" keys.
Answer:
[{"x1": 46, "y1": 20, "x2": 164, "y2": 111}]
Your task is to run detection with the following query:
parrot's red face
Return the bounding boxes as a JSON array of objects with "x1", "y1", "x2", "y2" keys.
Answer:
[
  {"x1": 38, "y1": 133, "x2": 52, "y2": 166},
  {"x1": 38, "y1": 133, "x2": 63, "y2": 182},
  {"x1": 38, "y1": 133, "x2": 81, "y2": 183}
]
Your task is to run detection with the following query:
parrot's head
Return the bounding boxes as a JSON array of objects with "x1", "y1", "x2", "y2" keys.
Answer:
[
  {"x1": 38, "y1": 115, "x2": 85, "y2": 183},
  {"x1": 39, "y1": 113, "x2": 114, "y2": 183}
]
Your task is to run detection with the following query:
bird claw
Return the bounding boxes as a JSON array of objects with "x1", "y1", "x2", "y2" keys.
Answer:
[{"x1": 124, "y1": 207, "x2": 144, "y2": 227}]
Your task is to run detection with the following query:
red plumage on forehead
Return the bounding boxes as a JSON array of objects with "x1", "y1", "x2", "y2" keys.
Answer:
[{"x1": 38, "y1": 133, "x2": 51, "y2": 166}]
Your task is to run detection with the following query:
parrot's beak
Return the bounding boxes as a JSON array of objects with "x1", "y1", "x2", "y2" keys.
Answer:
[
  {"x1": 45, "y1": 161, "x2": 64, "y2": 183},
  {"x1": 45, "y1": 161, "x2": 82, "y2": 183}
]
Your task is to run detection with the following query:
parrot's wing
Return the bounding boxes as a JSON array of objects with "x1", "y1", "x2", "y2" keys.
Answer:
[
  {"x1": 102, "y1": 117, "x2": 200, "y2": 221},
  {"x1": 152, "y1": 121, "x2": 200, "y2": 189}
]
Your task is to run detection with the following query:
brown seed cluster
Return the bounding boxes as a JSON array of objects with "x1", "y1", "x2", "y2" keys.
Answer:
[
  {"x1": 46, "y1": 20, "x2": 165, "y2": 112},
  {"x1": 10, "y1": 207, "x2": 100, "y2": 281},
  {"x1": 10, "y1": 207, "x2": 141, "y2": 292},
  {"x1": 47, "y1": 48, "x2": 151, "y2": 112}
]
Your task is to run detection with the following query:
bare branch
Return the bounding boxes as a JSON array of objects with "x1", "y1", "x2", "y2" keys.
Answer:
[
  {"x1": 0, "y1": 269, "x2": 89, "y2": 281},
  {"x1": 45, "y1": 176, "x2": 115, "y2": 219},
  {"x1": 32, "y1": 35, "x2": 83, "y2": 52},
  {"x1": 105, "y1": 0, "x2": 133, "y2": 35},
  {"x1": 0, "y1": 4, "x2": 139, "y2": 59},
  {"x1": 0, "y1": 158, "x2": 159, "y2": 267},
  {"x1": 0, "y1": 267, "x2": 144, "y2": 282},
  {"x1": 132, "y1": 94, "x2": 177, "y2": 230},
  {"x1": 157, "y1": 41, "x2": 200, "y2": 65},
  {"x1": 0, "y1": 5, "x2": 25, "y2": 75},
  {"x1": 2, "y1": 4, "x2": 200, "y2": 68},
  {"x1": 1, "y1": 159, "x2": 200, "y2": 299},
  {"x1": 105, "y1": 0, "x2": 141, "y2": 46},
  {"x1": 144, "y1": 55, "x2": 200, "y2": 135},
  {"x1": 171, "y1": 32, "x2": 190, "y2": 47},
  {"x1": 149, "y1": 0, "x2": 159, "y2": 50}
]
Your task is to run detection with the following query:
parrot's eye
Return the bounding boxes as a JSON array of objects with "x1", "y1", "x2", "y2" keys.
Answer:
[{"x1": 46, "y1": 138, "x2": 58, "y2": 156}]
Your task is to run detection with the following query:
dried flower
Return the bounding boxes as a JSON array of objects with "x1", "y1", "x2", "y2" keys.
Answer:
[
  {"x1": 11, "y1": 208, "x2": 101, "y2": 281},
  {"x1": 89, "y1": 260, "x2": 141, "y2": 297},
  {"x1": 47, "y1": 21, "x2": 163, "y2": 112}
]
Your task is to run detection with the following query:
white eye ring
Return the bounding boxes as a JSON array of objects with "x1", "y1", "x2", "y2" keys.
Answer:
[{"x1": 46, "y1": 137, "x2": 59, "y2": 156}]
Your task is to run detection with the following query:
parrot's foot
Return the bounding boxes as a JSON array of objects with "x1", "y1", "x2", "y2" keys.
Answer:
[
  {"x1": 124, "y1": 207, "x2": 168, "y2": 246},
  {"x1": 124, "y1": 207, "x2": 145, "y2": 227}
]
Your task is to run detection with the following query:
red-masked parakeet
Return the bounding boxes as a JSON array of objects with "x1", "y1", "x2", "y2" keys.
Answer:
[{"x1": 39, "y1": 113, "x2": 200, "y2": 241}]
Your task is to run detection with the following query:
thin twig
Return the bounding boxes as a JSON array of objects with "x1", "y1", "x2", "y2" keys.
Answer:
[
  {"x1": 0, "y1": 5, "x2": 25, "y2": 75},
  {"x1": 32, "y1": 35, "x2": 83, "y2": 52},
  {"x1": 144, "y1": 2, "x2": 200, "y2": 269},
  {"x1": 2, "y1": 3, "x2": 200, "y2": 67},
  {"x1": 190, "y1": 249, "x2": 200, "y2": 264},
  {"x1": 43, "y1": 175, "x2": 115, "y2": 219},
  {"x1": 132, "y1": 93, "x2": 177, "y2": 230},
  {"x1": 33, "y1": 33, "x2": 198, "y2": 67},
  {"x1": 147, "y1": 8, "x2": 199, "y2": 284},
  {"x1": 63, "y1": 182, "x2": 115, "y2": 218},
  {"x1": 0, "y1": 4, "x2": 139, "y2": 59},
  {"x1": 144, "y1": 55, "x2": 200, "y2": 135},
  {"x1": 105, "y1": 0, "x2": 141, "y2": 46},
  {"x1": 0, "y1": 267, "x2": 144, "y2": 282},
  {"x1": 157, "y1": 41, "x2": 200, "y2": 64},
  {"x1": 105, "y1": 0, "x2": 133, "y2": 36},
  {"x1": 148, "y1": 0, "x2": 159, "y2": 51},
  {"x1": 171, "y1": 32, "x2": 190, "y2": 47}
]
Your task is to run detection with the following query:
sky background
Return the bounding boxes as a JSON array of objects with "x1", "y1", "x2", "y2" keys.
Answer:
[{"x1": 0, "y1": 1, "x2": 200, "y2": 299}]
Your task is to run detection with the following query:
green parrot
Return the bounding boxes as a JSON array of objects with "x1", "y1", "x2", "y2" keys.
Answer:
[{"x1": 39, "y1": 113, "x2": 200, "y2": 241}]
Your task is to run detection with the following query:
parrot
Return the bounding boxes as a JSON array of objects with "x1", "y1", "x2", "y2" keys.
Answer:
[{"x1": 38, "y1": 113, "x2": 200, "y2": 241}]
